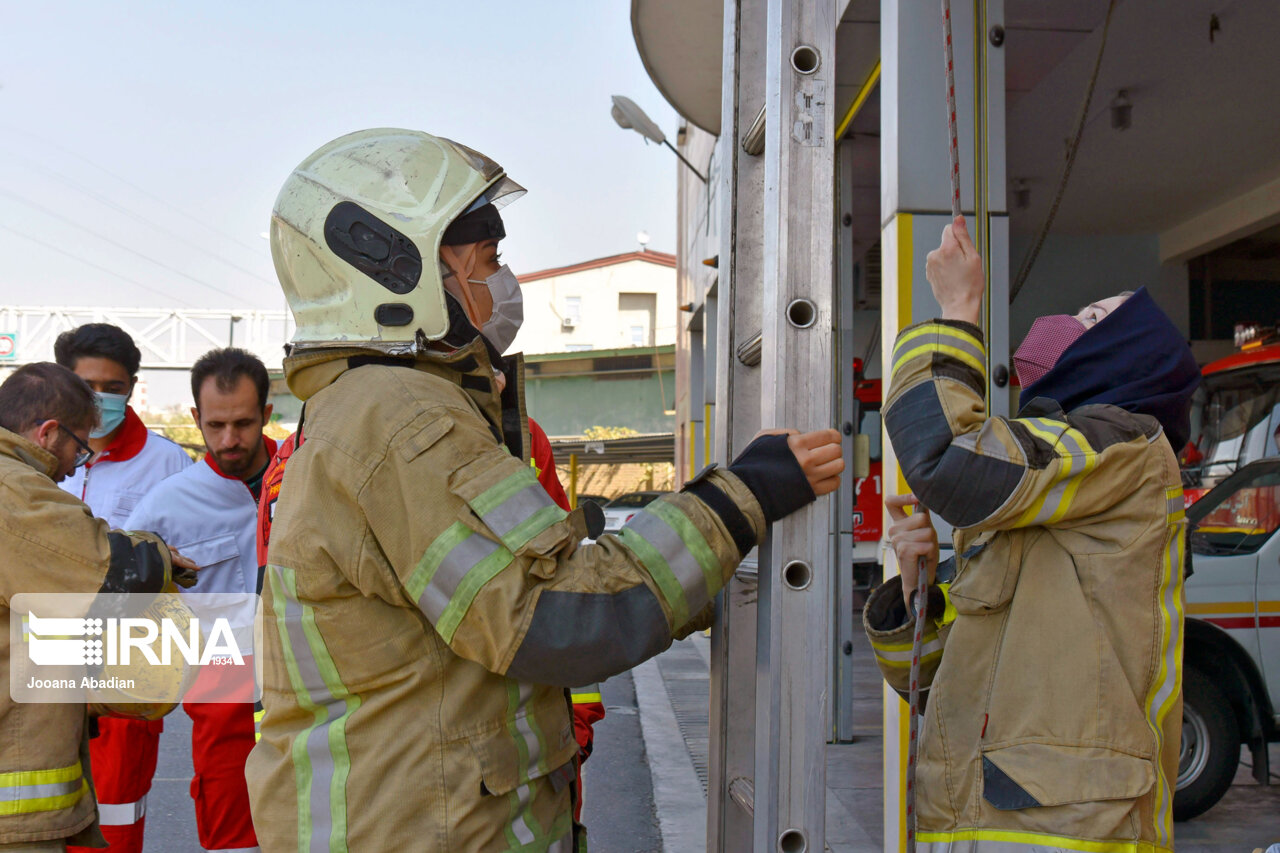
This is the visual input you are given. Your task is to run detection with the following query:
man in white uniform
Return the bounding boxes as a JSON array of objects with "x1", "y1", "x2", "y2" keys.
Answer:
[
  {"x1": 124, "y1": 347, "x2": 274, "y2": 853},
  {"x1": 56, "y1": 323, "x2": 192, "y2": 853}
]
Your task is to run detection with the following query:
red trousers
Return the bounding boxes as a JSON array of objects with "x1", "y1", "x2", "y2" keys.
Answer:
[
  {"x1": 68, "y1": 717, "x2": 162, "y2": 853},
  {"x1": 183, "y1": 700, "x2": 258, "y2": 852},
  {"x1": 71, "y1": 665, "x2": 259, "y2": 853},
  {"x1": 182, "y1": 658, "x2": 259, "y2": 852}
]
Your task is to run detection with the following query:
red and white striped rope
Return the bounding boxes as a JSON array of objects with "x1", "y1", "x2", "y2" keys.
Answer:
[
  {"x1": 905, "y1": 554, "x2": 928, "y2": 853},
  {"x1": 941, "y1": 0, "x2": 962, "y2": 219}
]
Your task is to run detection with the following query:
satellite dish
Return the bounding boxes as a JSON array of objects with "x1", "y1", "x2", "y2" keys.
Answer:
[
  {"x1": 611, "y1": 95, "x2": 667, "y2": 145},
  {"x1": 637, "y1": 230, "x2": 651, "y2": 249}
]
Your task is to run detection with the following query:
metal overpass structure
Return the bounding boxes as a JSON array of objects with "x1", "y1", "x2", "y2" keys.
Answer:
[{"x1": 0, "y1": 306, "x2": 292, "y2": 371}]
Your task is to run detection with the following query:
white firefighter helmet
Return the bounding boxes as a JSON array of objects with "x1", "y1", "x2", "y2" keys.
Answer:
[
  {"x1": 89, "y1": 584, "x2": 197, "y2": 721},
  {"x1": 270, "y1": 128, "x2": 524, "y2": 352}
]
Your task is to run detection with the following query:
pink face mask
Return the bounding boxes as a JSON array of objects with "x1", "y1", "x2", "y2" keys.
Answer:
[{"x1": 1013, "y1": 314, "x2": 1086, "y2": 388}]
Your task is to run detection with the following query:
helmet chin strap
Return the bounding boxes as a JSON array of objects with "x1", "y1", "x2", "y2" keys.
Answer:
[{"x1": 439, "y1": 244, "x2": 486, "y2": 328}]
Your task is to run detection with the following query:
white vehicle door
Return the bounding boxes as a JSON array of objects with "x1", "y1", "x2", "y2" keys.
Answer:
[
  {"x1": 1186, "y1": 463, "x2": 1280, "y2": 684},
  {"x1": 1257, "y1": 502, "x2": 1280, "y2": 722}
]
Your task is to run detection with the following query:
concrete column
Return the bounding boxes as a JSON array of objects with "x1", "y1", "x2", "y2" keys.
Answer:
[{"x1": 879, "y1": 1, "x2": 1008, "y2": 849}]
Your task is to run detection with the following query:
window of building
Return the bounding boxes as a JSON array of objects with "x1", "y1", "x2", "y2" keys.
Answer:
[
  {"x1": 618, "y1": 292, "x2": 656, "y2": 347},
  {"x1": 566, "y1": 344, "x2": 593, "y2": 352},
  {"x1": 564, "y1": 296, "x2": 582, "y2": 325}
]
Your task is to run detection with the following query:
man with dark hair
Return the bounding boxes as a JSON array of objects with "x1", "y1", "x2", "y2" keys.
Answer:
[
  {"x1": 55, "y1": 325, "x2": 191, "y2": 853},
  {"x1": 0, "y1": 362, "x2": 98, "y2": 469},
  {"x1": 123, "y1": 347, "x2": 273, "y2": 853},
  {"x1": 0, "y1": 363, "x2": 196, "y2": 852}
]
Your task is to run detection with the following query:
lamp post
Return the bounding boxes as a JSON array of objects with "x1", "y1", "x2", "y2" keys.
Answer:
[
  {"x1": 610, "y1": 95, "x2": 707, "y2": 183},
  {"x1": 228, "y1": 315, "x2": 243, "y2": 347}
]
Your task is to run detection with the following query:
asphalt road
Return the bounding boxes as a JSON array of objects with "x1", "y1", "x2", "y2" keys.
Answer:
[
  {"x1": 137, "y1": 677, "x2": 1278, "y2": 852},
  {"x1": 144, "y1": 708, "x2": 203, "y2": 852},
  {"x1": 581, "y1": 672, "x2": 664, "y2": 852},
  {"x1": 142, "y1": 672, "x2": 666, "y2": 853}
]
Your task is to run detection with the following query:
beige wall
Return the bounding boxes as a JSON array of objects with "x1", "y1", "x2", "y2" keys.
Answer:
[{"x1": 508, "y1": 257, "x2": 677, "y2": 356}]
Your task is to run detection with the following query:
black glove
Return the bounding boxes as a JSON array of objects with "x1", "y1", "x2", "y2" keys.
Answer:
[{"x1": 726, "y1": 434, "x2": 816, "y2": 524}]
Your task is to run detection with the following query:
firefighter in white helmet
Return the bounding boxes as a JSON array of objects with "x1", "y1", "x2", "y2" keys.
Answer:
[{"x1": 247, "y1": 128, "x2": 844, "y2": 851}]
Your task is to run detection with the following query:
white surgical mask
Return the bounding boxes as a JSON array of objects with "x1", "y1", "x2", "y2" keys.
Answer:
[{"x1": 469, "y1": 264, "x2": 524, "y2": 354}]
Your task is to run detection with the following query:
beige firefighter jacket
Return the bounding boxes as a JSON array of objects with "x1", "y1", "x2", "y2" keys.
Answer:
[
  {"x1": 247, "y1": 341, "x2": 767, "y2": 852},
  {"x1": 0, "y1": 428, "x2": 176, "y2": 847},
  {"x1": 866, "y1": 321, "x2": 1186, "y2": 853}
]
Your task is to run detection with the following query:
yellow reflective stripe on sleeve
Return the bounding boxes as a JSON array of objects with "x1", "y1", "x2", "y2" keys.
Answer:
[
  {"x1": 408, "y1": 523, "x2": 515, "y2": 641},
  {"x1": 616, "y1": 499, "x2": 724, "y2": 628},
  {"x1": 934, "y1": 582, "x2": 957, "y2": 628},
  {"x1": 871, "y1": 634, "x2": 944, "y2": 668},
  {"x1": 1011, "y1": 418, "x2": 1099, "y2": 527},
  {"x1": 0, "y1": 763, "x2": 82, "y2": 787},
  {"x1": 918, "y1": 829, "x2": 1172, "y2": 852},
  {"x1": 471, "y1": 468, "x2": 567, "y2": 553},
  {"x1": 874, "y1": 649, "x2": 944, "y2": 670},
  {"x1": 0, "y1": 763, "x2": 87, "y2": 816},
  {"x1": 435, "y1": 546, "x2": 515, "y2": 644},
  {"x1": 892, "y1": 323, "x2": 987, "y2": 379},
  {"x1": 617, "y1": 526, "x2": 691, "y2": 628}
]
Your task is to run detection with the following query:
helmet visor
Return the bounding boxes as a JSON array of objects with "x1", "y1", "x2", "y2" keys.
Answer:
[{"x1": 441, "y1": 137, "x2": 526, "y2": 210}]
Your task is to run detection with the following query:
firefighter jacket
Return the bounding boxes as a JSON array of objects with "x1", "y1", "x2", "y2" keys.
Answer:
[
  {"x1": 0, "y1": 427, "x2": 176, "y2": 847},
  {"x1": 60, "y1": 406, "x2": 192, "y2": 528},
  {"x1": 866, "y1": 320, "x2": 1187, "y2": 853},
  {"x1": 246, "y1": 340, "x2": 789, "y2": 853},
  {"x1": 256, "y1": 423, "x2": 605, "y2": 763}
]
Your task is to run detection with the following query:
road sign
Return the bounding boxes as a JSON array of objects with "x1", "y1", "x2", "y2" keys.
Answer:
[{"x1": 0, "y1": 333, "x2": 16, "y2": 361}]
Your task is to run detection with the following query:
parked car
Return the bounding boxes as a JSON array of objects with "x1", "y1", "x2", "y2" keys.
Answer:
[
  {"x1": 574, "y1": 493, "x2": 611, "y2": 510},
  {"x1": 1177, "y1": 457, "x2": 1280, "y2": 819},
  {"x1": 601, "y1": 491, "x2": 669, "y2": 534}
]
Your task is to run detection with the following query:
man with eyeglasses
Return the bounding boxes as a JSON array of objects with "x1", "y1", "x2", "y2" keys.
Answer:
[{"x1": 0, "y1": 363, "x2": 197, "y2": 852}]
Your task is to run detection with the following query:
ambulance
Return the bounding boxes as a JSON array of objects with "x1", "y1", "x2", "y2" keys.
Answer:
[{"x1": 1177, "y1": 324, "x2": 1280, "y2": 818}]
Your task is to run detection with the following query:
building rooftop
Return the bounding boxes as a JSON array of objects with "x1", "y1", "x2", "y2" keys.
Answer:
[{"x1": 517, "y1": 249, "x2": 676, "y2": 284}]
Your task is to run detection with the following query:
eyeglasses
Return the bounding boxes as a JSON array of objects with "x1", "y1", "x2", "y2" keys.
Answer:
[
  {"x1": 61, "y1": 426, "x2": 94, "y2": 468},
  {"x1": 38, "y1": 421, "x2": 94, "y2": 468}
]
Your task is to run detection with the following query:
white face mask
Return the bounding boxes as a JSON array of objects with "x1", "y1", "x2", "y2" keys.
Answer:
[{"x1": 468, "y1": 264, "x2": 524, "y2": 354}]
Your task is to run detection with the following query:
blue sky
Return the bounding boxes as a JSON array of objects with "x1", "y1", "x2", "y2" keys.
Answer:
[{"x1": 0, "y1": 1, "x2": 678, "y2": 310}]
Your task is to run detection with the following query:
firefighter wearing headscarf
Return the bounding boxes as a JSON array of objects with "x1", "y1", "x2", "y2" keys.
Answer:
[
  {"x1": 246, "y1": 128, "x2": 843, "y2": 852},
  {"x1": 865, "y1": 216, "x2": 1200, "y2": 853}
]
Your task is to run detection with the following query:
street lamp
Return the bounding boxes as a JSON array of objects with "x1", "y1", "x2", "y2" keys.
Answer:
[
  {"x1": 610, "y1": 95, "x2": 708, "y2": 183},
  {"x1": 228, "y1": 315, "x2": 243, "y2": 347}
]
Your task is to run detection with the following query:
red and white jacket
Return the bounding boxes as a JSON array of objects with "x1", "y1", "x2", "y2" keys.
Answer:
[
  {"x1": 125, "y1": 437, "x2": 277, "y2": 597},
  {"x1": 60, "y1": 406, "x2": 191, "y2": 526}
]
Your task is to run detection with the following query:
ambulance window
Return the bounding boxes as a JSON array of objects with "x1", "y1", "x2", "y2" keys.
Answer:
[{"x1": 1188, "y1": 465, "x2": 1280, "y2": 556}]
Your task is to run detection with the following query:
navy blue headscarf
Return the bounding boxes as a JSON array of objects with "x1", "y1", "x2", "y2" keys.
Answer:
[{"x1": 1020, "y1": 287, "x2": 1200, "y2": 449}]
